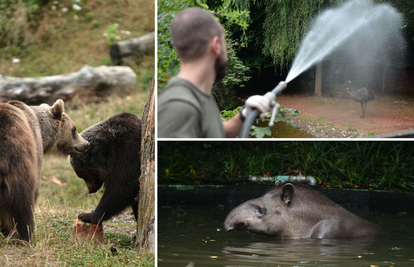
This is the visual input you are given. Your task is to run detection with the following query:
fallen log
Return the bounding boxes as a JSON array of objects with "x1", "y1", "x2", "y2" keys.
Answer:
[
  {"x1": 0, "y1": 65, "x2": 137, "y2": 105},
  {"x1": 110, "y1": 32, "x2": 155, "y2": 65}
]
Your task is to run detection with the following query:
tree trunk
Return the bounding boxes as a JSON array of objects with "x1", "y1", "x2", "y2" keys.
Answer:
[
  {"x1": 135, "y1": 75, "x2": 155, "y2": 253},
  {"x1": 382, "y1": 65, "x2": 386, "y2": 95},
  {"x1": 110, "y1": 32, "x2": 155, "y2": 65},
  {"x1": 315, "y1": 61, "x2": 322, "y2": 96},
  {"x1": 0, "y1": 65, "x2": 137, "y2": 105}
]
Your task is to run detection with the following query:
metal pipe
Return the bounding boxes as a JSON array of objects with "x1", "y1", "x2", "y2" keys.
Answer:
[{"x1": 249, "y1": 174, "x2": 317, "y2": 186}]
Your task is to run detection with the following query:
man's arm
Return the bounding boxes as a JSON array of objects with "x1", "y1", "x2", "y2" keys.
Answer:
[
  {"x1": 223, "y1": 95, "x2": 271, "y2": 138},
  {"x1": 222, "y1": 114, "x2": 243, "y2": 138}
]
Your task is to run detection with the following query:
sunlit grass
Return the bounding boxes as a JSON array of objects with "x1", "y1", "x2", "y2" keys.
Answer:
[{"x1": 0, "y1": 202, "x2": 154, "y2": 266}]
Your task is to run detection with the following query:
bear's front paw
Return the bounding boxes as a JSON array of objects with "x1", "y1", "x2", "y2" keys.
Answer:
[{"x1": 78, "y1": 213, "x2": 103, "y2": 225}]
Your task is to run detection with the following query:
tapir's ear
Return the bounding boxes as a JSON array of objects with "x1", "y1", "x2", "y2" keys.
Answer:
[
  {"x1": 50, "y1": 99, "x2": 64, "y2": 121},
  {"x1": 282, "y1": 183, "x2": 295, "y2": 205}
]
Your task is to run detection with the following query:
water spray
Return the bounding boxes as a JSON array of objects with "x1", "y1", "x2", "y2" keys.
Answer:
[
  {"x1": 240, "y1": 0, "x2": 404, "y2": 138},
  {"x1": 240, "y1": 81, "x2": 287, "y2": 138}
]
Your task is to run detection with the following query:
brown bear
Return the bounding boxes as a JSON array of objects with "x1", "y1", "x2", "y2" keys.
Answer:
[
  {"x1": 70, "y1": 113, "x2": 141, "y2": 225},
  {"x1": 0, "y1": 99, "x2": 88, "y2": 243}
]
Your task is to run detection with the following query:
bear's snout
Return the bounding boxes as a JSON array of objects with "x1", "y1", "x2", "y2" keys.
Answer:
[{"x1": 75, "y1": 141, "x2": 89, "y2": 153}]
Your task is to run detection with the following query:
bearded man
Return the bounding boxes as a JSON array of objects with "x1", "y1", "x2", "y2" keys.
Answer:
[{"x1": 158, "y1": 8, "x2": 269, "y2": 138}]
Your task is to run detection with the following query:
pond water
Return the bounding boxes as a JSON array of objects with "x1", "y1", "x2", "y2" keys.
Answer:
[
  {"x1": 158, "y1": 205, "x2": 414, "y2": 267},
  {"x1": 253, "y1": 120, "x2": 315, "y2": 138}
]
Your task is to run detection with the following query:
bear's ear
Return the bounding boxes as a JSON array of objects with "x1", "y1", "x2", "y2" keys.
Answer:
[{"x1": 50, "y1": 99, "x2": 65, "y2": 121}]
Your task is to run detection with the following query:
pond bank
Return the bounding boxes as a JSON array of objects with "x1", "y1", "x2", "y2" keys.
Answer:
[
  {"x1": 276, "y1": 92, "x2": 414, "y2": 137},
  {"x1": 278, "y1": 112, "x2": 363, "y2": 138}
]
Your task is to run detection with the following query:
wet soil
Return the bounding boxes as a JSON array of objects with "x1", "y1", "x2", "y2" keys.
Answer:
[{"x1": 276, "y1": 92, "x2": 414, "y2": 137}]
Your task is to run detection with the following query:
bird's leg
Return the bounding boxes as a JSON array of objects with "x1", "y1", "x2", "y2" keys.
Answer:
[
  {"x1": 363, "y1": 102, "x2": 368, "y2": 117},
  {"x1": 360, "y1": 102, "x2": 364, "y2": 118}
]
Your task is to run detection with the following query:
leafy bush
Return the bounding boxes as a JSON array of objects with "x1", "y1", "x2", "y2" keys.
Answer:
[
  {"x1": 213, "y1": 33, "x2": 251, "y2": 109},
  {"x1": 0, "y1": 0, "x2": 46, "y2": 48},
  {"x1": 158, "y1": 141, "x2": 414, "y2": 190}
]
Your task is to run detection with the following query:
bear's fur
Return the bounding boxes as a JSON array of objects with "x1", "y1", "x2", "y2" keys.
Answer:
[
  {"x1": 70, "y1": 113, "x2": 141, "y2": 225},
  {"x1": 0, "y1": 99, "x2": 88, "y2": 243}
]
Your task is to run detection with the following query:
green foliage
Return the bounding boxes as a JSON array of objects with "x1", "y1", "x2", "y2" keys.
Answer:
[
  {"x1": 103, "y1": 23, "x2": 133, "y2": 45},
  {"x1": 365, "y1": 131, "x2": 379, "y2": 136},
  {"x1": 279, "y1": 106, "x2": 299, "y2": 117},
  {"x1": 250, "y1": 125, "x2": 271, "y2": 138},
  {"x1": 157, "y1": 0, "x2": 191, "y2": 89},
  {"x1": 158, "y1": 141, "x2": 414, "y2": 190},
  {"x1": 0, "y1": 0, "x2": 40, "y2": 48},
  {"x1": 221, "y1": 105, "x2": 299, "y2": 137},
  {"x1": 220, "y1": 105, "x2": 241, "y2": 120},
  {"x1": 213, "y1": 33, "x2": 251, "y2": 109},
  {"x1": 260, "y1": 106, "x2": 299, "y2": 130},
  {"x1": 104, "y1": 23, "x2": 121, "y2": 45},
  {"x1": 261, "y1": 0, "x2": 342, "y2": 71},
  {"x1": 157, "y1": 0, "x2": 251, "y2": 93},
  {"x1": 284, "y1": 119, "x2": 298, "y2": 130}
]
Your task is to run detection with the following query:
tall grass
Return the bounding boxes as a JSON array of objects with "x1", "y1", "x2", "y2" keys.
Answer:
[{"x1": 158, "y1": 141, "x2": 414, "y2": 190}]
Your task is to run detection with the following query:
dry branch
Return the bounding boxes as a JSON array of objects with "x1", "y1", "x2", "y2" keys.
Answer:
[
  {"x1": 110, "y1": 32, "x2": 155, "y2": 65},
  {"x1": 0, "y1": 65, "x2": 137, "y2": 104}
]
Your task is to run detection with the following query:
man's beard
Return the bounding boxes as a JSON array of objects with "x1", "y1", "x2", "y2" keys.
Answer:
[{"x1": 214, "y1": 51, "x2": 228, "y2": 82}]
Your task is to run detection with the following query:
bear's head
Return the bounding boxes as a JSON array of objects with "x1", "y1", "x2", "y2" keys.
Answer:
[
  {"x1": 70, "y1": 160, "x2": 104, "y2": 193},
  {"x1": 69, "y1": 139, "x2": 106, "y2": 194},
  {"x1": 30, "y1": 99, "x2": 89, "y2": 157},
  {"x1": 70, "y1": 124, "x2": 109, "y2": 194},
  {"x1": 69, "y1": 113, "x2": 141, "y2": 195}
]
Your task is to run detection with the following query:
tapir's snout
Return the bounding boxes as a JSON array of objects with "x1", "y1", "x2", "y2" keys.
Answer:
[
  {"x1": 224, "y1": 213, "x2": 237, "y2": 232},
  {"x1": 224, "y1": 209, "x2": 247, "y2": 233},
  {"x1": 223, "y1": 220, "x2": 233, "y2": 232}
]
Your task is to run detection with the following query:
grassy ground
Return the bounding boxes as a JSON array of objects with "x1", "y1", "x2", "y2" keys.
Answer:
[
  {"x1": 0, "y1": 91, "x2": 153, "y2": 267},
  {"x1": 1, "y1": 0, "x2": 154, "y2": 78},
  {"x1": 0, "y1": 0, "x2": 154, "y2": 265}
]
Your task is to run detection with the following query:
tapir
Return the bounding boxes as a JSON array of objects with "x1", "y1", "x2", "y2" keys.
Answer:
[{"x1": 224, "y1": 183, "x2": 384, "y2": 239}]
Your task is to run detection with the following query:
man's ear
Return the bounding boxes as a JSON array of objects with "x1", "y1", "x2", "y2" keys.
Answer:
[{"x1": 210, "y1": 36, "x2": 220, "y2": 56}]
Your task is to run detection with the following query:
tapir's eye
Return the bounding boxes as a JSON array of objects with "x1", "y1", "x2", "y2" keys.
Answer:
[{"x1": 257, "y1": 208, "x2": 266, "y2": 215}]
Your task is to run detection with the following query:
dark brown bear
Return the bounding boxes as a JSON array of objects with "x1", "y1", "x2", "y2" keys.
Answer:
[
  {"x1": 0, "y1": 100, "x2": 88, "y2": 243},
  {"x1": 70, "y1": 113, "x2": 141, "y2": 225}
]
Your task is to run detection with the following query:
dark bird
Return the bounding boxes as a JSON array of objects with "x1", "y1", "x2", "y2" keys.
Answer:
[{"x1": 345, "y1": 81, "x2": 375, "y2": 118}]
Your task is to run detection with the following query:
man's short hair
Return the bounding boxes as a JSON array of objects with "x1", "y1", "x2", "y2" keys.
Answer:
[{"x1": 171, "y1": 8, "x2": 223, "y2": 62}]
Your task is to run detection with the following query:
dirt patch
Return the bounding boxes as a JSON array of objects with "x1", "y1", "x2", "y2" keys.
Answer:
[
  {"x1": 277, "y1": 92, "x2": 414, "y2": 136},
  {"x1": 73, "y1": 210, "x2": 136, "y2": 238}
]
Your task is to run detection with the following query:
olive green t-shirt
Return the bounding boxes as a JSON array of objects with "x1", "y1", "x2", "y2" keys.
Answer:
[{"x1": 158, "y1": 77, "x2": 225, "y2": 138}]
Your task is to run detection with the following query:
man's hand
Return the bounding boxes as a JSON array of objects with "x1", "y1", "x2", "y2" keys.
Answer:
[{"x1": 241, "y1": 95, "x2": 271, "y2": 120}]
